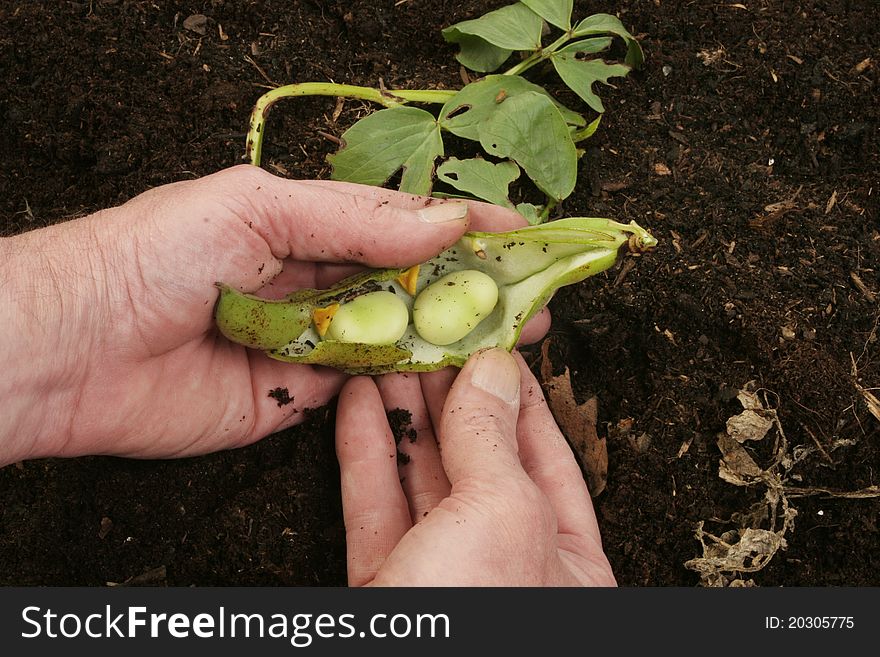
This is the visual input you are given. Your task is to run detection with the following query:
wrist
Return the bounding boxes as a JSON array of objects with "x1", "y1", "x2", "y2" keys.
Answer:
[{"x1": 0, "y1": 227, "x2": 95, "y2": 464}]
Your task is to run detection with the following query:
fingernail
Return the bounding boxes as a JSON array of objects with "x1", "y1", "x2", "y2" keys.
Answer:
[
  {"x1": 470, "y1": 348, "x2": 520, "y2": 404},
  {"x1": 417, "y1": 201, "x2": 468, "y2": 224}
]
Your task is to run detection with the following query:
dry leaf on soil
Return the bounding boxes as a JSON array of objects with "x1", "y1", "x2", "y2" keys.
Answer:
[
  {"x1": 717, "y1": 433, "x2": 764, "y2": 485},
  {"x1": 540, "y1": 340, "x2": 607, "y2": 497},
  {"x1": 726, "y1": 388, "x2": 776, "y2": 443}
]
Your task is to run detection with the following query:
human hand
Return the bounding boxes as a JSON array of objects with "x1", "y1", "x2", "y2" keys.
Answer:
[
  {"x1": 335, "y1": 348, "x2": 616, "y2": 586},
  {"x1": 0, "y1": 165, "x2": 528, "y2": 464}
]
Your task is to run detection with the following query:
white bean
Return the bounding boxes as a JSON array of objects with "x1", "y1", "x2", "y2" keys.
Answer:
[
  {"x1": 326, "y1": 291, "x2": 409, "y2": 345},
  {"x1": 413, "y1": 270, "x2": 499, "y2": 346}
]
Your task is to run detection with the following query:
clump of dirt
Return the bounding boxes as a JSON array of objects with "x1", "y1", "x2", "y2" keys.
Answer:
[
  {"x1": 387, "y1": 408, "x2": 417, "y2": 466},
  {"x1": 268, "y1": 387, "x2": 294, "y2": 407},
  {"x1": 0, "y1": 1, "x2": 877, "y2": 586}
]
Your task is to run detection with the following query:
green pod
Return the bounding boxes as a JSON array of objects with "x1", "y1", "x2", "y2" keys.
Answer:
[
  {"x1": 214, "y1": 284, "x2": 312, "y2": 350},
  {"x1": 214, "y1": 217, "x2": 657, "y2": 374}
]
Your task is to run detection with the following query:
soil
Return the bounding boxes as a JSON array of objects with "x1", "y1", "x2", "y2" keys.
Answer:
[{"x1": 1, "y1": 0, "x2": 877, "y2": 586}]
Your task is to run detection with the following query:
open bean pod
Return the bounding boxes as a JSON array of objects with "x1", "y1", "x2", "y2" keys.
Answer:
[{"x1": 215, "y1": 217, "x2": 657, "y2": 374}]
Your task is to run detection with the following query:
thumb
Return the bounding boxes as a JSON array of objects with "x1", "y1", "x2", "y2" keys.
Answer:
[
  {"x1": 205, "y1": 166, "x2": 470, "y2": 268},
  {"x1": 439, "y1": 348, "x2": 523, "y2": 484}
]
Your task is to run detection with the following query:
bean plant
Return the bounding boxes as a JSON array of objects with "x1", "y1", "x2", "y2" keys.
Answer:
[
  {"x1": 218, "y1": 2, "x2": 656, "y2": 372},
  {"x1": 245, "y1": 1, "x2": 643, "y2": 222}
]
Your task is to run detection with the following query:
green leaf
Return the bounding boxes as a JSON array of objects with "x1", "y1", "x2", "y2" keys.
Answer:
[
  {"x1": 328, "y1": 106, "x2": 443, "y2": 195},
  {"x1": 573, "y1": 114, "x2": 602, "y2": 141},
  {"x1": 516, "y1": 202, "x2": 543, "y2": 225},
  {"x1": 572, "y1": 13, "x2": 644, "y2": 68},
  {"x1": 521, "y1": 0, "x2": 573, "y2": 30},
  {"x1": 447, "y1": 34, "x2": 512, "y2": 73},
  {"x1": 551, "y1": 56, "x2": 631, "y2": 113},
  {"x1": 478, "y1": 91, "x2": 577, "y2": 201},
  {"x1": 442, "y1": 3, "x2": 544, "y2": 53},
  {"x1": 556, "y1": 36, "x2": 614, "y2": 57},
  {"x1": 437, "y1": 157, "x2": 520, "y2": 208},
  {"x1": 440, "y1": 75, "x2": 584, "y2": 142}
]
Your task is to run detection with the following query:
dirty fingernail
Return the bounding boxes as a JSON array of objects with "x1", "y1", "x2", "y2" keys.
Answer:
[{"x1": 418, "y1": 201, "x2": 468, "y2": 224}]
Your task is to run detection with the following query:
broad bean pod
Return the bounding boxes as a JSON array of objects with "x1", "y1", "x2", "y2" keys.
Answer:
[{"x1": 214, "y1": 217, "x2": 657, "y2": 374}]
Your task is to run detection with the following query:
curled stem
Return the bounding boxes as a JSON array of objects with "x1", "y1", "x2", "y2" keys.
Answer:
[{"x1": 246, "y1": 82, "x2": 455, "y2": 166}]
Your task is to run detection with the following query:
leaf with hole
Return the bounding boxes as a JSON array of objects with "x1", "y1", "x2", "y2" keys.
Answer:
[
  {"x1": 440, "y1": 75, "x2": 584, "y2": 143},
  {"x1": 437, "y1": 157, "x2": 520, "y2": 208},
  {"x1": 327, "y1": 106, "x2": 443, "y2": 195},
  {"x1": 572, "y1": 13, "x2": 644, "y2": 68},
  {"x1": 551, "y1": 55, "x2": 631, "y2": 113},
  {"x1": 478, "y1": 91, "x2": 577, "y2": 201}
]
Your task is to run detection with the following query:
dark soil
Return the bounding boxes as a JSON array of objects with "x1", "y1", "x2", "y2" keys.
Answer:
[{"x1": 1, "y1": 0, "x2": 877, "y2": 586}]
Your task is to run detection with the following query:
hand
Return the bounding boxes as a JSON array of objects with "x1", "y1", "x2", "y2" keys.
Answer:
[
  {"x1": 0, "y1": 165, "x2": 527, "y2": 464},
  {"x1": 335, "y1": 348, "x2": 616, "y2": 586}
]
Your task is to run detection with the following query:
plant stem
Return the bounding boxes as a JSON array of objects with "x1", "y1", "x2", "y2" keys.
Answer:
[
  {"x1": 246, "y1": 83, "x2": 456, "y2": 166},
  {"x1": 539, "y1": 198, "x2": 558, "y2": 222},
  {"x1": 394, "y1": 89, "x2": 458, "y2": 104},
  {"x1": 502, "y1": 32, "x2": 572, "y2": 77}
]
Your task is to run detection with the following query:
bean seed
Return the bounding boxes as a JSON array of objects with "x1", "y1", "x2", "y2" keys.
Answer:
[
  {"x1": 326, "y1": 291, "x2": 409, "y2": 345},
  {"x1": 413, "y1": 270, "x2": 498, "y2": 345}
]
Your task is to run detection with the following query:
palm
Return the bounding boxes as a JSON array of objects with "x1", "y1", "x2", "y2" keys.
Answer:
[
  {"x1": 374, "y1": 490, "x2": 604, "y2": 586},
  {"x1": 65, "y1": 204, "x2": 351, "y2": 459},
  {"x1": 35, "y1": 166, "x2": 523, "y2": 460}
]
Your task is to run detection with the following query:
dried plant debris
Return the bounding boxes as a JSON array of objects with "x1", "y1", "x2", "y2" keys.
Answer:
[
  {"x1": 685, "y1": 523, "x2": 793, "y2": 588},
  {"x1": 857, "y1": 386, "x2": 880, "y2": 423},
  {"x1": 610, "y1": 416, "x2": 651, "y2": 454},
  {"x1": 725, "y1": 388, "x2": 775, "y2": 443},
  {"x1": 688, "y1": 379, "x2": 877, "y2": 585},
  {"x1": 686, "y1": 382, "x2": 796, "y2": 587},
  {"x1": 540, "y1": 340, "x2": 607, "y2": 497},
  {"x1": 717, "y1": 434, "x2": 764, "y2": 485},
  {"x1": 784, "y1": 485, "x2": 880, "y2": 499},
  {"x1": 107, "y1": 565, "x2": 168, "y2": 587},
  {"x1": 850, "y1": 339, "x2": 880, "y2": 423}
]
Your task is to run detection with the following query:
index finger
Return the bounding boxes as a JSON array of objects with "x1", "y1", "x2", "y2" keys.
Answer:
[
  {"x1": 298, "y1": 179, "x2": 528, "y2": 232},
  {"x1": 198, "y1": 166, "x2": 472, "y2": 269}
]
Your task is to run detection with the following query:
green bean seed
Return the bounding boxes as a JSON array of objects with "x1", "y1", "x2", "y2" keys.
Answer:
[
  {"x1": 326, "y1": 291, "x2": 409, "y2": 345},
  {"x1": 413, "y1": 270, "x2": 499, "y2": 346}
]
